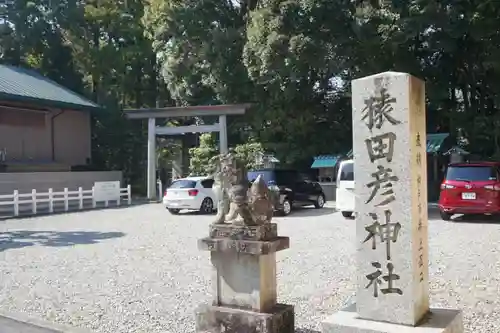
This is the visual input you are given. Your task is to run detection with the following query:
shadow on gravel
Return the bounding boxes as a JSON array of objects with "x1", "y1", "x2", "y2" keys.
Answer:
[
  {"x1": 428, "y1": 208, "x2": 441, "y2": 220},
  {"x1": 165, "y1": 210, "x2": 213, "y2": 216},
  {"x1": 285, "y1": 206, "x2": 336, "y2": 218},
  {"x1": 0, "y1": 230, "x2": 125, "y2": 252},
  {"x1": 428, "y1": 208, "x2": 500, "y2": 224},
  {"x1": 450, "y1": 214, "x2": 500, "y2": 224},
  {"x1": 167, "y1": 205, "x2": 337, "y2": 218},
  {"x1": 177, "y1": 210, "x2": 205, "y2": 215}
]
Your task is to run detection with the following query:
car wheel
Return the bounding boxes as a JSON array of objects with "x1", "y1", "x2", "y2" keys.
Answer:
[
  {"x1": 280, "y1": 199, "x2": 292, "y2": 216},
  {"x1": 341, "y1": 211, "x2": 353, "y2": 218},
  {"x1": 200, "y1": 198, "x2": 214, "y2": 214},
  {"x1": 168, "y1": 208, "x2": 180, "y2": 215},
  {"x1": 440, "y1": 210, "x2": 452, "y2": 221},
  {"x1": 314, "y1": 194, "x2": 326, "y2": 208}
]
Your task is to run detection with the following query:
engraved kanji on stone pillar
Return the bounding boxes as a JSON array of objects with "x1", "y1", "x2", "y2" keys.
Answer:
[{"x1": 321, "y1": 72, "x2": 464, "y2": 333}]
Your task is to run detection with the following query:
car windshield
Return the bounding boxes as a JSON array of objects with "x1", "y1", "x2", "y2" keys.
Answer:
[
  {"x1": 340, "y1": 162, "x2": 354, "y2": 181},
  {"x1": 169, "y1": 179, "x2": 197, "y2": 189},
  {"x1": 445, "y1": 166, "x2": 497, "y2": 182}
]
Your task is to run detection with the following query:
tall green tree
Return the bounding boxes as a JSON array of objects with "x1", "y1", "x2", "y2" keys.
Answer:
[
  {"x1": 5, "y1": 0, "x2": 500, "y2": 185},
  {"x1": 143, "y1": 0, "x2": 254, "y2": 104},
  {"x1": 189, "y1": 133, "x2": 264, "y2": 175},
  {"x1": 242, "y1": 0, "x2": 358, "y2": 165}
]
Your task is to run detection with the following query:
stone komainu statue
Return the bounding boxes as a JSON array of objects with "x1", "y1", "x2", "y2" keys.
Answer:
[
  {"x1": 249, "y1": 174, "x2": 273, "y2": 224},
  {"x1": 212, "y1": 152, "x2": 274, "y2": 226},
  {"x1": 223, "y1": 154, "x2": 256, "y2": 225}
]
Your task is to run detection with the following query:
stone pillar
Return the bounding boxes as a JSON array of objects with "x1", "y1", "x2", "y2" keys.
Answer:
[
  {"x1": 171, "y1": 139, "x2": 183, "y2": 180},
  {"x1": 182, "y1": 133, "x2": 197, "y2": 176},
  {"x1": 147, "y1": 117, "x2": 156, "y2": 200},
  {"x1": 219, "y1": 115, "x2": 228, "y2": 154},
  {"x1": 195, "y1": 224, "x2": 294, "y2": 333},
  {"x1": 322, "y1": 72, "x2": 463, "y2": 332}
]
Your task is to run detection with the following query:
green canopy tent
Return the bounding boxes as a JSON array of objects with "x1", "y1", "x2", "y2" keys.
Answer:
[{"x1": 310, "y1": 155, "x2": 341, "y2": 182}]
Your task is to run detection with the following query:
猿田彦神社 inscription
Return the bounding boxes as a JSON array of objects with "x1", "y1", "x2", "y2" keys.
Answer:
[
  {"x1": 361, "y1": 83, "x2": 403, "y2": 300},
  {"x1": 322, "y1": 72, "x2": 463, "y2": 333}
]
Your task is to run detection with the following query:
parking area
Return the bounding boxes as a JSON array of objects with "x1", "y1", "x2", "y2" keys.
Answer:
[{"x1": 0, "y1": 203, "x2": 499, "y2": 332}]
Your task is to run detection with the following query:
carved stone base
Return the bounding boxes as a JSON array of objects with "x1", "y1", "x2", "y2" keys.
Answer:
[
  {"x1": 198, "y1": 236, "x2": 289, "y2": 255},
  {"x1": 195, "y1": 303, "x2": 295, "y2": 333},
  {"x1": 209, "y1": 223, "x2": 278, "y2": 241},
  {"x1": 322, "y1": 304, "x2": 463, "y2": 333},
  {"x1": 201, "y1": 224, "x2": 289, "y2": 255}
]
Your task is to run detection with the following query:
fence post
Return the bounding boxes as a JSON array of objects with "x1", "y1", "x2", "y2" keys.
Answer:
[
  {"x1": 127, "y1": 185, "x2": 131, "y2": 205},
  {"x1": 92, "y1": 186, "x2": 96, "y2": 208},
  {"x1": 13, "y1": 190, "x2": 19, "y2": 216},
  {"x1": 78, "y1": 187, "x2": 83, "y2": 210},
  {"x1": 31, "y1": 189, "x2": 37, "y2": 214},
  {"x1": 117, "y1": 188, "x2": 121, "y2": 207},
  {"x1": 157, "y1": 179, "x2": 163, "y2": 203},
  {"x1": 64, "y1": 188, "x2": 69, "y2": 211},
  {"x1": 48, "y1": 188, "x2": 54, "y2": 213}
]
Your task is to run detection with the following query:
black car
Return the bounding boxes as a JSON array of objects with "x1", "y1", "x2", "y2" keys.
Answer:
[{"x1": 247, "y1": 169, "x2": 326, "y2": 216}]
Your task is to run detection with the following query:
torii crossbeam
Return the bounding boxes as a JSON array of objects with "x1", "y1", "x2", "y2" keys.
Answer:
[{"x1": 124, "y1": 104, "x2": 251, "y2": 200}]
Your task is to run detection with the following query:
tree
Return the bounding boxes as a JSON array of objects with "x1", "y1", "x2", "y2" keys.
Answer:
[
  {"x1": 233, "y1": 141, "x2": 265, "y2": 170},
  {"x1": 142, "y1": 0, "x2": 262, "y2": 156},
  {"x1": 5, "y1": 0, "x2": 500, "y2": 190},
  {"x1": 142, "y1": 0, "x2": 254, "y2": 105},
  {"x1": 188, "y1": 134, "x2": 219, "y2": 175},
  {"x1": 242, "y1": 0, "x2": 357, "y2": 165},
  {"x1": 189, "y1": 133, "x2": 264, "y2": 175}
]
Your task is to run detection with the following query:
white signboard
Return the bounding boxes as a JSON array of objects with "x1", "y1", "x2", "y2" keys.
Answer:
[{"x1": 94, "y1": 181, "x2": 121, "y2": 202}]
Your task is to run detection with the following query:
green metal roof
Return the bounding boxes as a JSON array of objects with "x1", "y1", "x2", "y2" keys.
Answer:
[
  {"x1": 0, "y1": 65, "x2": 100, "y2": 111},
  {"x1": 311, "y1": 155, "x2": 340, "y2": 168},
  {"x1": 427, "y1": 133, "x2": 449, "y2": 154}
]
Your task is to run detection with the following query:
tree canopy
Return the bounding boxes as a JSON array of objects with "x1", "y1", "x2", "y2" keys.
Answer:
[
  {"x1": 3, "y1": 0, "x2": 500, "y2": 188},
  {"x1": 188, "y1": 133, "x2": 264, "y2": 175}
]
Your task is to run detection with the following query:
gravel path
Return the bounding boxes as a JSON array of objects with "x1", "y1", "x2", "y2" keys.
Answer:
[{"x1": 0, "y1": 203, "x2": 498, "y2": 332}]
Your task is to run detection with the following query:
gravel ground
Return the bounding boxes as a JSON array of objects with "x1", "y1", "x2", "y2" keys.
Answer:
[{"x1": 0, "y1": 203, "x2": 498, "y2": 332}]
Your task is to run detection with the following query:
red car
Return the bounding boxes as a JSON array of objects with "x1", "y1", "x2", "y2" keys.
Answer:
[{"x1": 438, "y1": 162, "x2": 500, "y2": 220}]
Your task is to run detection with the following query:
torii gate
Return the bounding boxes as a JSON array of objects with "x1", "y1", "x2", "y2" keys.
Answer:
[{"x1": 124, "y1": 104, "x2": 251, "y2": 200}]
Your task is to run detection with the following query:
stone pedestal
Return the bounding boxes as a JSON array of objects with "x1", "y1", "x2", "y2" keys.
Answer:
[
  {"x1": 323, "y1": 304, "x2": 463, "y2": 333},
  {"x1": 321, "y1": 72, "x2": 463, "y2": 333},
  {"x1": 196, "y1": 223, "x2": 294, "y2": 333}
]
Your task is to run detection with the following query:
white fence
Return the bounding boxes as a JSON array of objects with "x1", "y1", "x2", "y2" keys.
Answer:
[{"x1": 0, "y1": 185, "x2": 131, "y2": 217}]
